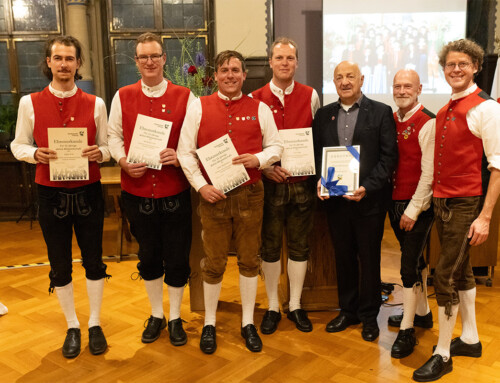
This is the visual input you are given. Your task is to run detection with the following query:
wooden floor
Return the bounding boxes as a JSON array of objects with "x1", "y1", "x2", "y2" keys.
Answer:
[{"x1": 0, "y1": 218, "x2": 500, "y2": 383}]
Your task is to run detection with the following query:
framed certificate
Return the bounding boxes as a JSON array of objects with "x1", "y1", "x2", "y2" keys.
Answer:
[
  {"x1": 127, "y1": 114, "x2": 173, "y2": 170},
  {"x1": 48, "y1": 127, "x2": 89, "y2": 181},
  {"x1": 320, "y1": 145, "x2": 360, "y2": 196},
  {"x1": 279, "y1": 127, "x2": 315, "y2": 176},
  {"x1": 196, "y1": 134, "x2": 250, "y2": 194}
]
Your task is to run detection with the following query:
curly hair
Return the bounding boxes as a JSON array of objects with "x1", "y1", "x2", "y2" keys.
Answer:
[
  {"x1": 42, "y1": 35, "x2": 83, "y2": 81},
  {"x1": 269, "y1": 37, "x2": 299, "y2": 60},
  {"x1": 438, "y1": 38, "x2": 484, "y2": 73},
  {"x1": 214, "y1": 50, "x2": 247, "y2": 73}
]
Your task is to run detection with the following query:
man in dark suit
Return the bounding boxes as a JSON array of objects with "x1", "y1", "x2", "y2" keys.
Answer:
[{"x1": 312, "y1": 61, "x2": 397, "y2": 341}]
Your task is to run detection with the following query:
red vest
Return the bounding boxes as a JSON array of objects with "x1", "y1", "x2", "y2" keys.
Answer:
[
  {"x1": 392, "y1": 105, "x2": 434, "y2": 200},
  {"x1": 31, "y1": 87, "x2": 100, "y2": 188},
  {"x1": 252, "y1": 82, "x2": 314, "y2": 183},
  {"x1": 119, "y1": 80, "x2": 191, "y2": 198},
  {"x1": 433, "y1": 87, "x2": 487, "y2": 198},
  {"x1": 198, "y1": 93, "x2": 262, "y2": 186}
]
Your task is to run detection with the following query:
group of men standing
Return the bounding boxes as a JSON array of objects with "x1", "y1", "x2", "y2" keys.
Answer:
[{"x1": 10, "y1": 31, "x2": 500, "y2": 382}]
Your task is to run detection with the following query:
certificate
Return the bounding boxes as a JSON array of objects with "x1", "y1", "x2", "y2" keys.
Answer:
[
  {"x1": 320, "y1": 145, "x2": 360, "y2": 196},
  {"x1": 48, "y1": 127, "x2": 89, "y2": 182},
  {"x1": 127, "y1": 114, "x2": 173, "y2": 170},
  {"x1": 196, "y1": 134, "x2": 250, "y2": 194},
  {"x1": 279, "y1": 127, "x2": 315, "y2": 176}
]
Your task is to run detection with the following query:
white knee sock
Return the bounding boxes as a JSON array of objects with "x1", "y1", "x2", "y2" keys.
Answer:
[
  {"x1": 458, "y1": 288, "x2": 479, "y2": 344},
  {"x1": 400, "y1": 287, "x2": 418, "y2": 330},
  {"x1": 240, "y1": 274, "x2": 258, "y2": 327},
  {"x1": 0, "y1": 301, "x2": 8, "y2": 315},
  {"x1": 144, "y1": 277, "x2": 164, "y2": 319},
  {"x1": 168, "y1": 285, "x2": 184, "y2": 321},
  {"x1": 415, "y1": 268, "x2": 431, "y2": 316},
  {"x1": 203, "y1": 281, "x2": 222, "y2": 326},
  {"x1": 288, "y1": 259, "x2": 307, "y2": 312},
  {"x1": 433, "y1": 304, "x2": 459, "y2": 361},
  {"x1": 86, "y1": 278, "x2": 104, "y2": 328},
  {"x1": 262, "y1": 260, "x2": 280, "y2": 312},
  {"x1": 55, "y1": 282, "x2": 80, "y2": 329}
]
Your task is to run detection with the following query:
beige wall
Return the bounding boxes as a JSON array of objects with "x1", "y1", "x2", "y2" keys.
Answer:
[{"x1": 214, "y1": 0, "x2": 268, "y2": 57}]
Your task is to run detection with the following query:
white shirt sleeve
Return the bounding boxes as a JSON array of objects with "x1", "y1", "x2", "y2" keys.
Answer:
[
  {"x1": 11, "y1": 95, "x2": 37, "y2": 164},
  {"x1": 177, "y1": 98, "x2": 207, "y2": 191},
  {"x1": 311, "y1": 89, "x2": 320, "y2": 118},
  {"x1": 94, "y1": 97, "x2": 110, "y2": 163},
  {"x1": 467, "y1": 99, "x2": 500, "y2": 171},
  {"x1": 254, "y1": 101, "x2": 283, "y2": 169},
  {"x1": 107, "y1": 90, "x2": 127, "y2": 163},
  {"x1": 404, "y1": 118, "x2": 435, "y2": 220}
]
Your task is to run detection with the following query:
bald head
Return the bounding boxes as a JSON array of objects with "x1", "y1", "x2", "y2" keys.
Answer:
[
  {"x1": 334, "y1": 61, "x2": 364, "y2": 105},
  {"x1": 393, "y1": 69, "x2": 422, "y2": 116}
]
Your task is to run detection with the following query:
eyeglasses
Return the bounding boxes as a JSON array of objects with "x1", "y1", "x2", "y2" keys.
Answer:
[
  {"x1": 136, "y1": 54, "x2": 164, "y2": 64},
  {"x1": 445, "y1": 62, "x2": 472, "y2": 70}
]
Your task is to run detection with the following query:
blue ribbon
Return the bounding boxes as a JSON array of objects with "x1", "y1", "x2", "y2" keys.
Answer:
[
  {"x1": 346, "y1": 145, "x2": 360, "y2": 161},
  {"x1": 321, "y1": 167, "x2": 348, "y2": 196}
]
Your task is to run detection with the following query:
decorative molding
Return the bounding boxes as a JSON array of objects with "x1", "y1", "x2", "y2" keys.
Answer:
[
  {"x1": 265, "y1": 0, "x2": 274, "y2": 53},
  {"x1": 66, "y1": 0, "x2": 88, "y2": 6}
]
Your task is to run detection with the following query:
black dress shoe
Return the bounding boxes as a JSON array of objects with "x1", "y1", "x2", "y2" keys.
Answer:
[
  {"x1": 168, "y1": 318, "x2": 187, "y2": 346},
  {"x1": 200, "y1": 325, "x2": 217, "y2": 354},
  {"x1": 287, "y1": 309, "x2": 313, "y2": 332},
  {"x1": 260, "y1": 310, "x2": 281, "y2": 334},
  {"x1": 388, "y1": 311, "x2": 433, "y2": 328},
  {"x1": 391, "y1": 328, "x2": 416, "y2": 358},
  {"x1": 141, "y1": 316, "x2": 166, "y2": 343},
  {"x1": 362, "y1": 323, "x2": 379, "y2": 342},
  {"x1": 62, "y1": 328, "x2": 81, "y2": 359},
  {"x1": 449, "y1": 337, "x2": 482, "y2": 357},
  {"x1": 241, "y1": 324, "x2": 262, "y2": 352},
  {"x1": 413, "y1": 354, "x2": 452, "y2": 382},
  {"x1": 88, "y1": 326, "x2": 107, "y2": 355},
  {"x1": 326, "y1": 314, "x2": 360, "y2": 333}
]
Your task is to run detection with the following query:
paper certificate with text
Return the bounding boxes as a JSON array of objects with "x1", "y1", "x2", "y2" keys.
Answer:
[
  {"x1": 127, "y1": 114, "x2": 173, "y2": 170},
  {"x1": 279, "y1": 127, "x2": 315, "y2": 176},
  {"x1": 320, "y1": 145, "x2": 360, "y2": 196},
  {"x1": 196, "y1": 134, "x2": 250, "y2": 194},
  {"x1": 48, "y1": 127, "x2": 89, "y2": 181}
]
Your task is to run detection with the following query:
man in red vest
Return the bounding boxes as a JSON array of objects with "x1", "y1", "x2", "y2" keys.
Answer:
[
  {"x1": 11, "y1": 36, "x2": 110, "y2": 358},
  {"x1": 388, "y1": 69, "x2": 435, "y2": 359},
  {"x1": 177, "y1": 50, "x2": 283, "y2": 354},
  {"x1": 251, "y1": 37, "x2": 320, "y2": 334},
  {"x1": 413, "y1": 39, "x2": 500, "y2": 382},
  {"x1": 108, "y1": 32, "x2": 195, "y2": 347}
]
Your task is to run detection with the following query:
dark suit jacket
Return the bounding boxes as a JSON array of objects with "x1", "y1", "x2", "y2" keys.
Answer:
[{"x1": 312, "y1": 95, "x2": 398, "y2": 216}]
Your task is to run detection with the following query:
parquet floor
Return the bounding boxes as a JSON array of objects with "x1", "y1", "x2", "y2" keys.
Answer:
[{"x1": 0, "y1": 217, "x2": 499, "y2": 383}]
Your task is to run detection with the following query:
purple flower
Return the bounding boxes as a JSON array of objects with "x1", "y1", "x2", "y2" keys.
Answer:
[
  {"x1": 182, "y1": 63, "x2": 190, "y2": 75},
  {"x1": 195, "y1": 52, "x2": 206, "y2": 67}
]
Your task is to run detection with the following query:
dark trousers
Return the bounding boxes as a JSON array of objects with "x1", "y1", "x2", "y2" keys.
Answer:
[
  {"x1": 37, "y1": 182, "x2": 108, "y2": 289},
  {"x1": 324, "y1": 198, "x2": 386, "y2": 324},
  {"x1": 261, "y1": 178, "x2": 316, "y2": 262},
  {"x1": 389, "y1": 200, "x2": 434, "y2": 288},
  {"x1": 121, "y1": 188, "x2": 192, "y2": 286}
]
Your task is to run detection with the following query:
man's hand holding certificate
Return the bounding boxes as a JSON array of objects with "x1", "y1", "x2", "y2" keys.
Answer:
[
  {"x1": 319, "y1": 145, "x2": 360, "y2": 199},
  {"x1": 47, "y1": 127, "x2": 89, "y2": 181}
]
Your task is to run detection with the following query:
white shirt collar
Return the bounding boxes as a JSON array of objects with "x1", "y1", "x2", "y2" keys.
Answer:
[
  {"x1": 451, "y1": 83, "x2": 477, "y2": 101},
  {"x1": 397, "y1": 102, "x2": 422, "y2": 122},
  {"x1": 217, "y1": 91, "x2": 243, "y2": 101},
  {"x1": 49, "y1": 83, "x2": 78, "y2": 98},
  {"x1": 141, "y1": 79, "x2": 168, "y2": 98},
  {"x1": 270, "y1": 80, "x2": 295, "y2": 97}
]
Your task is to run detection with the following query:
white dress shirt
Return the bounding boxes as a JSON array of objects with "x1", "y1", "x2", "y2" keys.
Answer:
[
  {"x1": 11, "y1": 84, "x2": 110, "y2": 164},
  {"x1": 177, "y1": 91, "x2": 284, "y2": 191}
]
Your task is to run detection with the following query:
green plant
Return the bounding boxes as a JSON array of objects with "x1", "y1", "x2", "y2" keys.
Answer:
[{"x1": 0, "y1": 104, "x2": 17, "y2": 139}]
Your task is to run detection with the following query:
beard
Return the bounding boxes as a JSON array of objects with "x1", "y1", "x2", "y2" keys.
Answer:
[{"x1": 394, "y1": 97, "x2": 415, "y2": 109}]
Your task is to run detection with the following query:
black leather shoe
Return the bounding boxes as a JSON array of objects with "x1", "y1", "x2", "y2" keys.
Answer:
[
  {"x1": 62, "y1": 328, "x2": 81, "y2": 359},
  {"x1": 413, "y1": 354, "x2": 452, "y2": 382},
  {"x1": 287, "y1": 309, "x2": 313, "y2": 332},
  {"x1": 168, "y1": 318, "x2": 187, "y2": 346},
  {"x1": 388, "y1": 311, "x2": 433, "y2": 328},
  {"x1": 449, "y1": 337, "x2": 482, "y2": 357},
  {"x1": 362, "y1": 323, "x2": 379, "y2": 342},
  {"x1": 88, "y1": 326, "x2": 107, "y2": 355},
  {"x1": 200, "y1": 325, "x2": 217, "y2": 354},
  {"x1": 260, "y1": 310, "x2": 281, "y2": 334},
  {"x1": 326, "y1": 314, "x2": 360, "y2": 333},
  {"x1": 391, "y1": 328, "x2": 416, "y2": 358},
  {"x1": 241, "y1": 324, "x2": 262, "y2": 352},
  {"x1": 141, "y1": 316, "x2": 166, "y2": 343}
]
